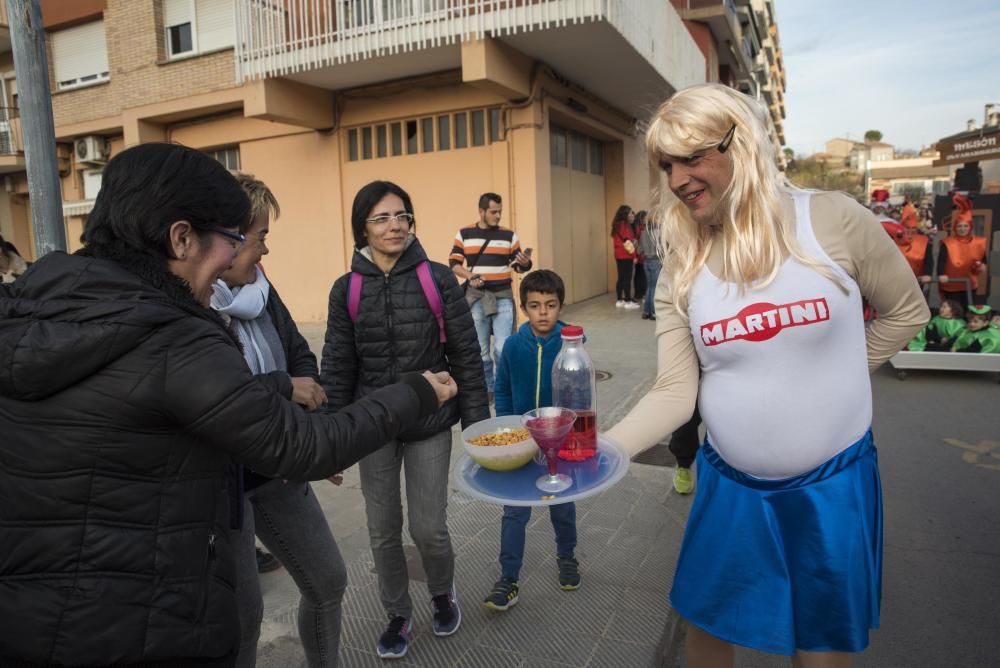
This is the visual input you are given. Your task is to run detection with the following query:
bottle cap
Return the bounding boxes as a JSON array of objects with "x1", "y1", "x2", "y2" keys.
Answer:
[{"x1": 561, "y1": 325, "x2": 584, "y2": 338}]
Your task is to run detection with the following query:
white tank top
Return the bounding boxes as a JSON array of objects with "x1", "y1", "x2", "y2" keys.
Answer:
[{"x1": 688, "y1": 190, "x2": 872, "y2": 479}]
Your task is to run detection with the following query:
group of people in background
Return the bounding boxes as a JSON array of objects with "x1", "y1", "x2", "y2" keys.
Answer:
[
  {"x1": 874, "y1": 192, "x2": 996, "y2": 354},
  {"x1": 611, "y1": 205, "x2": 662, "y2": 319}
]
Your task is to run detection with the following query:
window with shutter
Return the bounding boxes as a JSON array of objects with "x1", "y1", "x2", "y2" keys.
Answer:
[
  {"x1": 51, "y1": 21, "x2": 110, "y2": 90},
  {"x1": 196, "y1": 0, "x2": 235, "y2": 52},
  {"x1": 164, "y1": 0, "x2": 234, "y2": 58}
]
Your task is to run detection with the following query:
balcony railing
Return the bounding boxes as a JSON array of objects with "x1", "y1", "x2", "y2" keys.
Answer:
[
  {"x1": 0, "y1": 107, "x2": 23, "y2": 155},
  {"x1": 235, "y1": 0, "x2": 681, "y2": 84}
]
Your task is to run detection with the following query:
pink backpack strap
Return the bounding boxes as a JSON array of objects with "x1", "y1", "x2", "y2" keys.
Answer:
[
  {"x1": 347, "y1": 272, "x2": 362, "y2": 323},
  {"x1": 416, "y1": 261, "x2": 447, "y2": 344}
]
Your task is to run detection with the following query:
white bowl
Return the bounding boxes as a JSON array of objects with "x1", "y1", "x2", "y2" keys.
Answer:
[{"x1": 461, "y1": 415, "x2": 538, "y2": 472}]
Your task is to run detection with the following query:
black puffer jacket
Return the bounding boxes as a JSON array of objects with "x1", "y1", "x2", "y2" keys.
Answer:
[
  {"x1": 0, "y1": 247, "x2": 437, "y2": 666},
  {"x1": 323, "y1": 238, "x2": 489, "y2": 440}
]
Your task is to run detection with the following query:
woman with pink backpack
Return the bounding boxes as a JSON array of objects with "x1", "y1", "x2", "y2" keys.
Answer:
[{"x1": 320, "y1": 180, "x2": 489, "y2": 660}]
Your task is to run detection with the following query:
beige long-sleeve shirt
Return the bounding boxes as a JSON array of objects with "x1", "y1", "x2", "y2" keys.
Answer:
[{"x1": 606, "y1": 190, "x2": 931, "y2": 458}]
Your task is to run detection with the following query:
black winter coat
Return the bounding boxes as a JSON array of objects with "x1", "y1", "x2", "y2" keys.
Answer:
[
  {"x1": 322, "y1": 239, "x2": 490, "y2": 441},
  {"x1": 0, "y1": 246, "x2": 437, "y2": 666}
]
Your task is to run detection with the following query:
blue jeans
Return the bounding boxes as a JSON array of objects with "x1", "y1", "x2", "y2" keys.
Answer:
[
  {"x1": 234, "y1": 481, "x2": 347, "y2": 668},
  {"x1": 470, "y1": 297, "x2": 515, "y2": 392},
  {"x1": 359, "y1": 430, "x2": 455, "y2": 619},
  {"x1": 499, "y1": 503, "x2": 577, "y2": 581},
  {"x1": 642, "y1": 259, "x2": 662, "y2": 317}
]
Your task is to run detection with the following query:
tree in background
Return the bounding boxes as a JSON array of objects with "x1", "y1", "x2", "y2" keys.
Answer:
[
  {"x1": 864, "y1": 129, "x2": 883, "y2": 143},
  {"x1": 785, "y1": 155, "x2": 864, "y2": 198}
]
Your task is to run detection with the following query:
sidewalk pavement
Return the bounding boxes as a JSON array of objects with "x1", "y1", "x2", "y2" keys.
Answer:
[{"x1": 256, "y1": 293, "x2": 693, "y2": 667}]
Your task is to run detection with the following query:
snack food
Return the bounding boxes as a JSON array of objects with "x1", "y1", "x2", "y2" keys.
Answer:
[{"x1": 468, "y1": 427, "x2": 530, "y2": 446}]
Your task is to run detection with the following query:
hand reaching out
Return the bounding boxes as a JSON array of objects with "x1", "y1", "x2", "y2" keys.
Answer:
[{"x1": 291, "y1": 377, "x2": 327, "y2": 412}]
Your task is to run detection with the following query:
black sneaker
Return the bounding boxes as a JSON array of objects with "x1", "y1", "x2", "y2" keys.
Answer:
[
  {"x1": 255, "y1": 547, "x2": 281, "y2": 573},
  {"x1": 483, "y1": 578, "x2": 519, "y2": 611},
  {"x1": 376, "y1": 616, "x2": 412, "y2": 659},
  {"x1": 431, "y1": 585, "x2": 462, "y2": 636},
  {"x1": 557, "y1": 555, "x2": 581, "y2": 590}
]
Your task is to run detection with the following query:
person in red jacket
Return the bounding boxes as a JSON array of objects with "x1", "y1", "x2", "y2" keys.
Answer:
[
  {"x1": 611, "y1": 204, "x2": 639, "y2": 309},
  {"x1": 937, "y1": 194, "x2": 988, "y2": 308}
]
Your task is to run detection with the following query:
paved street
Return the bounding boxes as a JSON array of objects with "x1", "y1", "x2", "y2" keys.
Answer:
[{"x1": 257, "y1": 294, "x2": 1000, "y2": 667}]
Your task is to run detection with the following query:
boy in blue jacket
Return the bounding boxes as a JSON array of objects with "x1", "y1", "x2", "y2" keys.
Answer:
[{"x1": 483, "y1": 270, "x2": 580, "y2": 611}]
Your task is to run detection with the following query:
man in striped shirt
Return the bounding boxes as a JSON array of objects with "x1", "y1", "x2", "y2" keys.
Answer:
[{"x1": 450, "y1": 193, "x2": 532, "y2": 399}]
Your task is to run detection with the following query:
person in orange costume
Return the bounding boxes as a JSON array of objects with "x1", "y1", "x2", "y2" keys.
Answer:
[
  {"x1": 937, "y1": 194, "x2": 988, "y2": 308},
  {"x1": 882, "y1": 220, "x2": 932, "y2": 282},
  {"x1": 900, "y1": 201, "x2": 919, "y2": 230}
]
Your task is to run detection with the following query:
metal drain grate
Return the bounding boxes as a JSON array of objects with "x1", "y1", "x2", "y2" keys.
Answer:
[{"x1": 595, "y1": 370, "x2": 612, "y2": 382}]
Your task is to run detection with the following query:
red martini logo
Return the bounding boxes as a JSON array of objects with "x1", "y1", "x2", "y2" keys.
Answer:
[{"x1": 700, "y1": 298, "x2": 830, "y2": 346}]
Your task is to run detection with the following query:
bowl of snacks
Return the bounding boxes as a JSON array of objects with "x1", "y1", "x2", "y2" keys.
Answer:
[{"x1": 461, "y1": 416, "x2": 538, "y2": 472}]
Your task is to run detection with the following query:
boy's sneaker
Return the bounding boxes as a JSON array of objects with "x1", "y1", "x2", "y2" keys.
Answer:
[
  {"x1": 431, "y1": 586, "x2": 462, "y2": 636},
  {"x1": 483, "y1": 578, "x2": 519, "y2": 611},
  {"x1": 557, "y1": 556, "x2": 581, "y2": 590},
  {"x1": 376, "y1": 616, "x2": 411, "y2": 660},
  {"x1": 673, "y1": 467, "x2": 694, "y2": 495},
  {"x1": 615, "y1": 300, "x2": 626, "y2": 308}
]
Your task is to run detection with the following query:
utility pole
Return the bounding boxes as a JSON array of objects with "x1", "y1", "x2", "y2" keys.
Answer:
[{"x1": 7, "y1": 0, "x2": 66, "y2": 255}]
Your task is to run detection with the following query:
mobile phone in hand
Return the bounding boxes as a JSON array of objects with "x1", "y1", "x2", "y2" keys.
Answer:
[{"x1": 524, "y1": 248, "x2": 533, "y2": 257}]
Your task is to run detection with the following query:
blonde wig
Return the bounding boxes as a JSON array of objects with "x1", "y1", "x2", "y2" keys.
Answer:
[{"x1": 645, "y1": 84, "x2": 843, "y2": 314}]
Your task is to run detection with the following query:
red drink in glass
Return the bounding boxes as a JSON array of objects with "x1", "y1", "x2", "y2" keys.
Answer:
[{"x1": 559, "y1": 410, "x2": 597, "y2": 461}]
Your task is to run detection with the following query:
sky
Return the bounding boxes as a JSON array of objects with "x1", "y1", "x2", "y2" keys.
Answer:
[{"x1": 776, "y1": 0, "x2": 1000, "y2": 156}]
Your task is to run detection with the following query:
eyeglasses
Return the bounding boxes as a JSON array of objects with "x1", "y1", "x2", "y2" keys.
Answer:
[
  {"x1": 366, "y1": 213, "x2": 414, "y2": 226},
  {"x1": 717, "y1": 124, "x2": 737, "y2": 154},
  {"x1": 206, "y1": 226, "x2": 246, "y2": 244}
]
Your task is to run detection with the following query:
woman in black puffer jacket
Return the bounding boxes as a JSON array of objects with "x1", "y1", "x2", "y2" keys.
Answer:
[
  {"x1": 0, "y1": 145, "x2": 456, "y2": 667},
  {"x1": 321, "y1": 181, "x2": 489, "y2": 658}
]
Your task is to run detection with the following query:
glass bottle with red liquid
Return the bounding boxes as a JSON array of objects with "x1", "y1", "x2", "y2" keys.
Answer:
[{"x1": 552, "y1": 325, "x2": 597, "y2": 461}]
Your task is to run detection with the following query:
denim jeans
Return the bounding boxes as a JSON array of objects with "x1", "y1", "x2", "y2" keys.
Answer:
[
  {"x1": 359, "y1": 430, "x2": 455, "y2": 619},
  {"x1": 642, "y1": 259, "x2": 662, "y2": 317},
  {"x1": 499, "y1": 503, "x2": 577, "y2": 581},
  {"x1": 470, "y1": 297, "x2": 515, "y2": 392},
  {"x1": 234, "y1": 480, "x2": 348, "y2": 668}
]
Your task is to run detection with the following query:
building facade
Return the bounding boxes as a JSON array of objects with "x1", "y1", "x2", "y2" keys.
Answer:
[
  {"x1": 4, "y1": 0, "x2": 784, "y2": 321},
  {"x1": 671, "y1": 0, "x2": 786, "y2": 163}
]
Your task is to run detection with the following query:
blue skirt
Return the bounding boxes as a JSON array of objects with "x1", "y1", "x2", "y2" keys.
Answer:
[{"x1": 669, "y1": 430, "x2": 882, "y2": 655}]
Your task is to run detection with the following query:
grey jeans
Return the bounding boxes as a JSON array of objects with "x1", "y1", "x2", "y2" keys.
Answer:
[
  {"x1": 234, "y1": 480, "x2": 347, "y2": 668},
  {"x1": 359, "y1": 429, "x2": 455, "y2": 619}
]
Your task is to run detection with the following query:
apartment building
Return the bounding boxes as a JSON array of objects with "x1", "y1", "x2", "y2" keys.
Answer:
[
  {"x1": 5, "y1": 0, "x2": 706, "y2": 320},
  {"x1": 0, "y1": 3, "x2": 30, "y2": 258},
  {"x1": 671, "y1": 0, "x2": 786, "y2": 160}
]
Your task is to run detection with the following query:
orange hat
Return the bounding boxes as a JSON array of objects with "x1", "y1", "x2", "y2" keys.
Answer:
[
  {"x1": 900, "y1": 202, "x2": 918, "y2": 229},
  {"x1": 951, "y1": 194, "x2": 973, "y2": 229}
]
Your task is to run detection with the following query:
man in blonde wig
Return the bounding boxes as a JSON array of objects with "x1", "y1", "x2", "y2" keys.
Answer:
[{"x1": 607, "y1": 84, "x2": 928, "y2": 666}]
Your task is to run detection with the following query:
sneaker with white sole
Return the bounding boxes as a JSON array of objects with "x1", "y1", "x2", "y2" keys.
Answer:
[
  {"x1": 431, "y1": 586, "x2": 462, "y2": 636},
  {"x1": 615, "y1": 300, "x2": 626, "y2": 308},
  {"x1": 376, "y1": 616, "x2": 411, "y2": 660},
  {"x1": 624, "y1": 301, "x2": 640, "y2": 310},
  {"x1": 483, "y1": 578, "x2": 519, "y2": 611}
]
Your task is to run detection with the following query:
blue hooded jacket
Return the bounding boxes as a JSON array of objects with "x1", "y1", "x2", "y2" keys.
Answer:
[{"x1": 494, "y1": 320, "x2": 568, "y2": 417}]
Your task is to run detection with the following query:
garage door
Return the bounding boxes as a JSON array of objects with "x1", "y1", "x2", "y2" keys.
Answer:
[{"x1": 549, "y1": 124, "x2": 607, "y2": 304}]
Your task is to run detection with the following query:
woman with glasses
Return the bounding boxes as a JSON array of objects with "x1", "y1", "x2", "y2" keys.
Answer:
[
  {"x1": 0, "y1": 144, "x2": 457, "y2": 667},
  {"x1": 321, "y1": 180, "x2": 489, "y2": 660},
  {"x1": 607, "y1": 85, "x2": 928, "y2": 667}
]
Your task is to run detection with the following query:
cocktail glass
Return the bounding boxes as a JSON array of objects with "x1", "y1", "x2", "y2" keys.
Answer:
[{"x1": 522, "y1": 407, "x2": 576, "y2": 493}]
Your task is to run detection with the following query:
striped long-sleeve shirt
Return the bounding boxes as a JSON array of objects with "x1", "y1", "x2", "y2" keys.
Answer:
[{"x1": 449, "y1": 225, "x2": 529, "y2": 290}]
